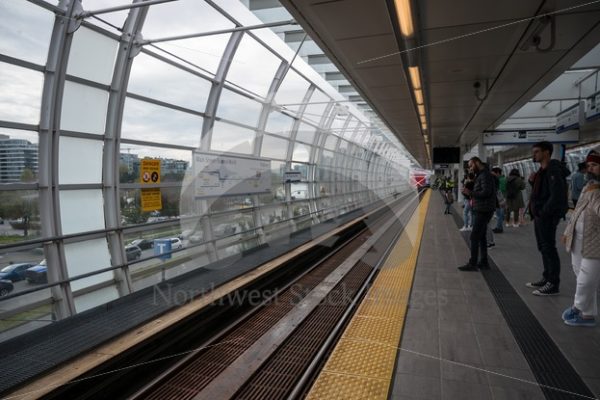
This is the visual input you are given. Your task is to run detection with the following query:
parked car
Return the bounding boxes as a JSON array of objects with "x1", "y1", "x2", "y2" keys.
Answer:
[
  {"x1": 0, "y1": 280, "x2": 14, "y2": 296},
  {"x1": 0, "y1": 263, "x2": 37, "y2": 282},
  {"x1": 130, "y1": 239, "x2": 154, "y2": 250},
  {"x1": 26, "y1": 260, "x2": 47, "y2": 284},
  {"x1": 170, "y1": 238, "x2": 183, "y2": 249},
  {"x1": 125, "y1": 245, "x2": 142, "y2": 261}
]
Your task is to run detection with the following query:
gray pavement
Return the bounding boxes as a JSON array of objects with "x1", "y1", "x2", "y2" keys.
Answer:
[{"x1": 391, "y1": 193, "x2": 553, "y2": 400}]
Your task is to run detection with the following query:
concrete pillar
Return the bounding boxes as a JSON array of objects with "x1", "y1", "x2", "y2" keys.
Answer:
[{"x1": 551, "y1": 144, "x2": 563, "y2": 161}]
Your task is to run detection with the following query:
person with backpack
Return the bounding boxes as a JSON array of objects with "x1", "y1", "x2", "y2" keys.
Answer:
[
  {"x1": 526, "y1": 141, "x2": 571, "y2": 296},
  {"x1": 505, "y1": 168, "x2": 526, "y2": 227}
]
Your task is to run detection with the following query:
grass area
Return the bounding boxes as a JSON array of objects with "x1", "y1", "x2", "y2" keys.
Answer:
[
  {"x1": 0, "y1": 304, "x2": 52, "y2": 332},
  {"x1": 0, "y1": 235, "x2": 27, "y2": 244}
]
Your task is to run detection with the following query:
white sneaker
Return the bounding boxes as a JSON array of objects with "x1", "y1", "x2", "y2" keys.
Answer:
[
  {"x1": 466, "y1": 226, "x2": 472, "y2": 231},
  {"x1": 459, "y1": 226, "x2": 468, "y2": 232},
  {"x1": 513, "y1": 223, "x2": 519, "y2": 228}
]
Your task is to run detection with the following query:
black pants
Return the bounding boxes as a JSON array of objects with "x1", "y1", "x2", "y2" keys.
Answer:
[
  {"x1": 470, "y1": 211, "x2": 494, "y2": 266},
  {"x1": 533, "y1": 216, "x2": 561, "y2": 286}
]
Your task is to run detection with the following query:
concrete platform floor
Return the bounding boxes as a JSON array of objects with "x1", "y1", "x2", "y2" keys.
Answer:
[{"x1": 390, "y1": 192, "x2": 599, "y2": 400}]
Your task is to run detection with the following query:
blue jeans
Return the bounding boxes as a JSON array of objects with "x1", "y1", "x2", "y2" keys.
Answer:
[
  {"x1": 463, "y1": 201, "x2": 473, "y2": 227},
  {"x1": 495, "y1": 207, "x2": 505, "y2": 230}
]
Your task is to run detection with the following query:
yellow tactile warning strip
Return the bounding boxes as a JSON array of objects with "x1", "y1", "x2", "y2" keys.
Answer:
[{"x1": 306, "y1": 190, "x2": 431, "y2": 400}]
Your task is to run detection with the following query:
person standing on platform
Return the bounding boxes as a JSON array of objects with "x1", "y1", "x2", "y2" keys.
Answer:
[
  {"x1": 505, "y1": 169, "x2": 525, "y2": 227},
  {"x1": 526, "y1": 141, "x2": 570, "y2": 296},
  {"x1": 458, "y1": 157, "x2": 496, "y2": 271},
  {"x1": 491, "y1": 167, "x2": 506, "y2": 233},
  {"x1": 561, "y1": 150, "x2": 600, "y2": 327},
  {"x1": 571, "y1": 162, "x2": 587, "y2": 208},
  {"x1": 443, "y1": 188, "x2": 454, "y2": 215}
]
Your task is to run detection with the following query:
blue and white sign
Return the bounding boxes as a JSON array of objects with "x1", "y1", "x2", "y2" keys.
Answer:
[
  {"x1": 153, "y1": 239, "x2": 172, "y2": 261},
  {"x1": 556, "y1": 104, "x2": 581, "y2": 133},
  {"x1": 585, "y1": 91, "x2": 600, "y2": 122},
  {"x1": 483, "y1": 129, "x2": 579, "y2": 145}
]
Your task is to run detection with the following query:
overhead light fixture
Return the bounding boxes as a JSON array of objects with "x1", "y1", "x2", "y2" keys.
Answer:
[
  {"x1": 394, "y1": 0, "x2": 414, "y2": 38},
  {"x1": 421, "y1": 121, "x2": 427, "y2": 130},
  {"x1": 417, "y1": 104, "x2": 425, "y2": 115},
  {"x1": 414, "y1": 89, "x2": 423, "y2": 104},
  {"x1": 408, "y1": 66, "x2": 421, "y2": 89},
  {"x1": 420, "y1": 115, "x2": 426, "y2": 124}
]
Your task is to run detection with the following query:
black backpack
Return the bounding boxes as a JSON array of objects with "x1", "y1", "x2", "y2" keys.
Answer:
[{"x1": 506, "y1": 179, "x2": 517, "y2": 199}]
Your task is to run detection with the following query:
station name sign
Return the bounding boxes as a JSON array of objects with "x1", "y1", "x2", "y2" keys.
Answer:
[
  {"x1": 482, "y1": 129, "x2": 579, "y2": 145},
  {"x1": 585, "y1": 91, "x2": 600, "y2": 122}
]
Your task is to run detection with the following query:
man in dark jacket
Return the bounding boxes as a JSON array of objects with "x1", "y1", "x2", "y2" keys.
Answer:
[
  {"x1": 459, "y1": 157, "x2": 496, "y2": 271},
  {"x1": 526, "y1": 141, "x2": 570, "y2": 296}
]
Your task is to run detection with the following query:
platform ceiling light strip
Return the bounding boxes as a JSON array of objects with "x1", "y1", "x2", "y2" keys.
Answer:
[
  {"x1": 408, "y1": 66, "x2": 421, "y2": 89},
  {"x1": 394, "y1": 0, "x2": 415, "y2": 38},
  {"x1": 414, "y1": 89, "x2": 423, "y2": 105},
  {"x1": 417, "y1": 104, "x2": 425, "y2": 115}
]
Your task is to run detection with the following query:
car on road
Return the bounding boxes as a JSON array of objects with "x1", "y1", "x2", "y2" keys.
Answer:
[
  {"x1": 26, "y1": 260, "x2": 47, "y2": 284},
  {"x1": 125, "y1": 245, "x2": 142, "y2": 261},
  {"x1": 169, "y1": 238, "x2": 183, "y2": 249},
  {"x1": 0, "y1": 279, "x2": 14, "y2": 296},
  {"x1": 130, "y1": 239, "x2": 154, "y2": 250},
  {"x1": 0, "y1": 263, "x2": 37, "y2": 282}
]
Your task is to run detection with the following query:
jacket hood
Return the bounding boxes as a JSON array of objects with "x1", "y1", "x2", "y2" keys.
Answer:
[{"x1": 548, "y1": 159, "x2": 571, "y2": 178}]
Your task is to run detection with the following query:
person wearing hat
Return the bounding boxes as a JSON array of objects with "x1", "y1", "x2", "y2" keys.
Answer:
[{"x1": 561, "y1": 149, "x2": 600, "y2": 327}]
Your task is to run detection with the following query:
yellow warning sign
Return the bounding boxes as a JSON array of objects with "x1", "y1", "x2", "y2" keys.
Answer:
[
  {"x1": 140, "y1": 159, "x2": 161, "y2": 184},
  {"x1": 141, "y1": 188, "x2": 162, "y2": 212}
]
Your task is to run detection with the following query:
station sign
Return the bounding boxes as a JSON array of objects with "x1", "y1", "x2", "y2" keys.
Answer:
[
  {"x1": 153, "y1": 239, "x2": 172, "y2": 261},
  {"x1": 556, "y1": 103, "x2": 581, "y2": 133},
  {"x1": 434, "y1": 164, "x2": 450, "y2": 169},
  {"x1": 193, "y1": 152, "x2": 271, "y2": 198},
  {"x1": 283, "y1": 171, "x2": 302, "y2": 183},
  {"x1": 482, "y1": 129, "x2": 579, "y2": 145},
  {"x1": 140, "y1": 159, "x2": 162, "y2": 212},
  {"x1": 585, "y1": 91, "x2": 600, "y2": 122}
]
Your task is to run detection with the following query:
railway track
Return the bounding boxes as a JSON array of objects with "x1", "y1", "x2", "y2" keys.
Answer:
[{"x1": 41, "y1": 191, "x2": 423, "y2": 400}]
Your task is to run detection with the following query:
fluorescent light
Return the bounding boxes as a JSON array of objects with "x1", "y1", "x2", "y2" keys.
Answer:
[
  {"x1": 420, "y1": 115, "x2": 426, "y2": 124},
  {"x1": 409, "y1": 66, "x2": 421, "y2": 90},
  {"x1": 414, "y1": 89, "x2": 423, "y2": 104},
  {"x1": 421, "y1": 121, "x2": 427, "y2": 130},
  {"x1": 417, "y1": 104, "x2": 425, "y2": 115},
  {"x1": 394, "y1": 0, "x2": 414, "y2": 37}
]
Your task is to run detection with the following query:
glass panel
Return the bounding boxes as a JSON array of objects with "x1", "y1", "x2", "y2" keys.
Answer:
[
  {"x1": 303, "y1": 90, "x2": 330, "y2": 125},
  {"x1": 295, "y1": 122, "x2": 317, "y2": 144},
  {"x1": 119, "y1": 145, "x2": 191, "y2": 184},
  {"x1": 0, "y1": 190, "x2": 41, "y2": 242},
  {"x1": 67, "y1": 26, "x2": 117, "y2": 85},
  {"x1": 265, "y1": 111, "x2": 294, "y2": 137},
  {"x1": 59, "y1": 190, "x2": 105, "y2": 234},
  {"x1": 324, "y1": 135, "x2": 338, "y2": 150},
  {"x1": 0, "y1": 62, "x2": 43, "y2": 125},
  {"x1": 274, "y1": 69, "x2": 309, "y2": 114},
  {"x1": 260, "y1": 134, "x2": 288, "y2": 160},
  {"x1": 128, "y1": 53, "x2": 212, "y2": 112},
  {"x1": 81, "y1": 0, "x2": 130, "y2": 33},
  {"x1": 74, "y1": 284, "x2": 119, "y2": 313},
  {"x1": 259, "y1": 205, "x2": 286, "y2": 226},
  {"x1": 211, "y1": 211, "x2": 255, "y2": 239},
  {"x1": 0, "y1": 129, "x2": 38, "y2": 183},
  {"x1": 217, "y1": 89, "x2": 262, "y2": 127},
  {"x1": 64, "y1": 238, "x2": 112, "y2": 292},
  {"x1": 143, "y1": 0, "x2": 234, "y2": 38},
  {"x1": 291, "y1": 163, "x2": 309, "y2": 180},
  {"x1": 291, "y1": 183, "x2": 309, "y2": 200},
  {"x1": 149, "y1": 34, "x2": 231, "y2": 77},
  {"x1": 61, "y1": 81, "x2": 108, "y2": 135},
  {"x1": 0, "y1": 1, "x2": 54, "y2": 65},
  {"x1": 59, "y1": 137, "x2": 103, "y2": 184},
  {"x1": 292, "y1": 143, "x2": 311, "y2": 162},
  {"x1": 210, "y1": 121, "x2": 255, "y2": 155},
  {"x1": 122, "y1": 97, "x2": 203, "y2": 147},
  {"x1": 291, "y1": 201, "x2": 310, "y2": 217},
  {"x1": 120, "y1": 187, "x2": 181, "y2": 226},
  {"x1": 209, "y1": 195, "x2": 254, "y2": 213},
  {"x1": 226, "y1": 34, "x2": 281, "y2": 98}
]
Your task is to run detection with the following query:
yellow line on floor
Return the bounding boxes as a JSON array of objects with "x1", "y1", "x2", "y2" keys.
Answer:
[{"x1": 306, "y1": 190, "x2": 431, "y2": 400}]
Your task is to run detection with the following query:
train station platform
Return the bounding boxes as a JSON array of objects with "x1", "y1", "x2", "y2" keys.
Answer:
[{"x1": 389, "y1": 192, "x2": 599, "y2": 399}]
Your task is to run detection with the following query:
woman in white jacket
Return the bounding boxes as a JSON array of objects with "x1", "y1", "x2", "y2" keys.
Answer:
[{"x1": 561, "y1": 150, "x2": 600, "y2": 327}]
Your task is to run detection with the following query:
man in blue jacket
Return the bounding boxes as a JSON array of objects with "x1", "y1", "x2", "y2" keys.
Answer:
[
  {"x1": 459, "y1": 157, "x2": 496, "y2": 271},
  {"x1": 526, "y1": 141, "x2": 570, "y2": 296}
]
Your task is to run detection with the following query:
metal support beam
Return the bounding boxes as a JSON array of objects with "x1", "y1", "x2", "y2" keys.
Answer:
[
  {"x1": 137, "y1": 19, "x2": 297, "y2": 46},
  {"x1": 103, "y1": 0, "x2": 152, "y2": 297}
]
